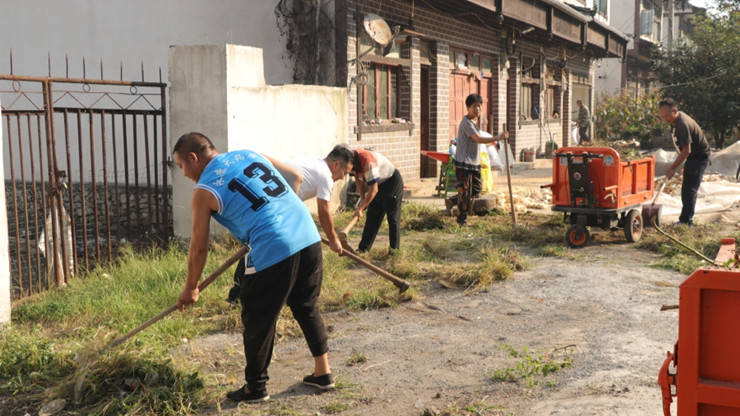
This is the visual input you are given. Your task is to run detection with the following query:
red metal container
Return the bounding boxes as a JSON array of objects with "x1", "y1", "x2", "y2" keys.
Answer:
[
  {"x1": 548, "y1": 147, "x2": 655, "y2": 210},
  {"x1": 659, "y1": 238, "x2": 740, "y2": 416},
  {"x1": 541, "y1": 146, "x2": 656, "y2": 247}
]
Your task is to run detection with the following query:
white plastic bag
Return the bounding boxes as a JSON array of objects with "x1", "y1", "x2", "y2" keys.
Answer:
[
  {"x1": 498, "y1": 142, "x2": 515, "y2": 167},
  {"x1": 487, "y1": 144, "x2": 504, "y2": 170}
]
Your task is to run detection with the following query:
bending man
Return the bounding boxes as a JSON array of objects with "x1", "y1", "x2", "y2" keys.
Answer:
[{"x1": 173, "y1": 132, "x2": 333, "y2": 404}]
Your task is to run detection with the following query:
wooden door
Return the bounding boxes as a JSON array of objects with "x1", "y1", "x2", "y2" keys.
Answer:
[{"x1": 420, "y1": 67, "x2": 435, "y2": 177}]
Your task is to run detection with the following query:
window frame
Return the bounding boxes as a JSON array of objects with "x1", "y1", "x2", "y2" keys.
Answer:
[
  {"x1": 449, "y1": 47, "x2": 496, "y2": 78},
  {"x1": 362, "y1": 63, "x2": 401, "y2": 121}
]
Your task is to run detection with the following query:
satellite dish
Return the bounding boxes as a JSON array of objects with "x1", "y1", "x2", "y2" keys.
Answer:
[{"x1": 363, "y1": 13, "x2": 393, "y2": 47}]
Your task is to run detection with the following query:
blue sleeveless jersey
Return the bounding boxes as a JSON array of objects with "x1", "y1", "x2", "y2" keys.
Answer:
[{"x1": 195, "y1": 150, "x2": 320, "y2": 271}]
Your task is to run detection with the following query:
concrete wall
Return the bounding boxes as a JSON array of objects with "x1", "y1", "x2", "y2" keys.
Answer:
[
  {"x1": 595, "y1": 59, "x2": 623, "y2": 98},
  {"x1": 169, "y1": 44, "x2": 347, "y2": 239},
  {"x1": 0, "y1": 0, "x2": 291, "y2": 85},
  {"x1": 594, "y1": 0, "x2": 636, "y2": 98},
  {"x1": 0, "y1": 104, "x2": 10, "y2": 325}
]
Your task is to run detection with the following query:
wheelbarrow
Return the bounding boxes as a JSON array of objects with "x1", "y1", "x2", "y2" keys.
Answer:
[{"x1": 420, "y1": 150, "x2": 454, "y2": 198}]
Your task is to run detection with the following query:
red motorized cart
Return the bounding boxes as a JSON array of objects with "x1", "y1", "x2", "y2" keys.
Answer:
[
  {"x1": 541, "y1": 146, "x2": 655, "y2": 247},
  {"x1": 657, "y1": 238, "x2": 740, "y2": 416}
]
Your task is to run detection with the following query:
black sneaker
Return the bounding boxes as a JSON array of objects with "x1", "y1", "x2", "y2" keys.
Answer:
[
  {"x1": 226, "y1": 285, "x2": 241, "y2": 305},
  {"x1": 303, "y1": 373, "x2": 335, "y2": 390},
  {"x1": 226, "y1": 385, "x2": 269, "y2": 403}
]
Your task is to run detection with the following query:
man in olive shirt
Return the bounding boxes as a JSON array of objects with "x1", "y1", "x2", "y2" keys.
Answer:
[
  {"x1": 659, "y1": 98, "x2": 711, "y2": 225},
  {"x1": 576, "y1": 100, "x2": 591, "y2": 144}
]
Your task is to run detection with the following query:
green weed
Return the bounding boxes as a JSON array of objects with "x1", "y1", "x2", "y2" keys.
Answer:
[
  {"x1": 345, "y1": 350, "x2": 368, "y2": 367},
  {"x1": 490, "y1": 344, "x2": 573, "y2": 387},
  {"x1": 322, "y1": 401, "x2": 349, "y2": 414}
]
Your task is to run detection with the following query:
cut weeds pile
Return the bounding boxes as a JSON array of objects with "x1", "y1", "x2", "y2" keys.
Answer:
[{"x1": 0, "y1": 203, "x2": 605, "y2": 415}]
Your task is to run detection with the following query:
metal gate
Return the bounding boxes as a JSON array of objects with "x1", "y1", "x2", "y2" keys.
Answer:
[{"x1": 1, "y1": 61, "x2": 170, "y2": 301}]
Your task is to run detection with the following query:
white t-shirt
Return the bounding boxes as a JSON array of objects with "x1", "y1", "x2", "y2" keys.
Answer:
[{"x1": 286, "y1": 158, "x2": 334, "y2": 202}]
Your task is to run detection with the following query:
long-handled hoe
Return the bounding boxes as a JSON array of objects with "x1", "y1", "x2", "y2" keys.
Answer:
[{"x1": 69, "y1": 246, "x2": 249, "y2": 403}]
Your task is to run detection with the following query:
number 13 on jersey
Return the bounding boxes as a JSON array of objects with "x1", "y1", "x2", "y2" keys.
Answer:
[{"x1": 228, "y1": 161, "x2": 288, "y2": 211}]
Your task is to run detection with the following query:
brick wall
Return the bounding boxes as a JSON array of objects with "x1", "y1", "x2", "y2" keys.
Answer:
[{"x1": 340, "y1": 0, "x2": 598, "y2": 177}]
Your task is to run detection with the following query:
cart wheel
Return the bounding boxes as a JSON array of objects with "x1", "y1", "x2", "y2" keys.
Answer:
[
  {"x1": 624, "y1": 209, "x2": 643, "y2": 242},
  {"x1": 566, "y1": 225, "x2": 590, "y2": 248}
]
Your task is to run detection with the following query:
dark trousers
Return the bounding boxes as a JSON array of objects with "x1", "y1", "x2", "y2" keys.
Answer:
[
  {"x1": 578, "y1": 126, "x2": 590, "y2": 143},
  {"x1": 454, "y1": 167, "x2": 482, "y2": 222},
  {"x1": 358, "y1": 169, "x2": 403, "y2": 251},
  {"x1": 239, "y1": 242, "x2": 328, "y2": 392},
  {"x1": 679, "y1": 157, "x2": 709, "y2": 224}
]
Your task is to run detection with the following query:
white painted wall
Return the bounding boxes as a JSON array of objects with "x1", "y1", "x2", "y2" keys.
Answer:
[
  {"x1": 0, "y1": 103, "x2": 11, "y2": 325},
  {"x1": 1, "y1": 0, "x2": 293, "y2": 183},
  {"x1": 169, "y1": 44, "x2": 347, "y2": 239},
  {"x1": 0, "y1": 0, "x2": 291, "y2": 85}
]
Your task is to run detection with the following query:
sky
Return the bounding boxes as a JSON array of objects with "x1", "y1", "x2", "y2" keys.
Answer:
[{"x1": 689, "y1": 0, "x2": 718, "y2": 10}]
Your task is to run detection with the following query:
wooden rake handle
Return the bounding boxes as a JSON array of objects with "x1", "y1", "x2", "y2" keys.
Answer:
[
  {"x1": 321, "y1": 238, "x2": 410, "y2": 293},
  {"x1": 100, "y1": 245, "x2": 250, "y2": 352},
  {"x1": 338, "y1": 214, "x2": 361, "y2": 238}
]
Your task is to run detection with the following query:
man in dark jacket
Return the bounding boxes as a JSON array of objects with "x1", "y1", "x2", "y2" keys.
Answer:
[{"x1": 658, "y1": 98, "x2": 711, "y2": 226}]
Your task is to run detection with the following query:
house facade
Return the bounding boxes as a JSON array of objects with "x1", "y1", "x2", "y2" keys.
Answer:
[
  {"x1": 594, "y1": 0, "x2": 705, "y2": 99},
  {"x1": 334, "y1": 0, "x2": 627, "y2": 180}
]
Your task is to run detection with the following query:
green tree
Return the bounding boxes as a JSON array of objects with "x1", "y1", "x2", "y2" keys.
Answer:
[
  {"x1": 652, "y1": 1, "x2": 740, "y2": 148},
  {"x1": 594, "y1": 92, "x2": 668, "y2": 148}
]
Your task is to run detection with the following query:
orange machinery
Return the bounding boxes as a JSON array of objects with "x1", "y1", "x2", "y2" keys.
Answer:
[
  {"x1": 542, "y1": 147, "x2": 655, "y2": 247},
  {"x1": 658, "y1": 238, "x2": 740, "y2": 416}
]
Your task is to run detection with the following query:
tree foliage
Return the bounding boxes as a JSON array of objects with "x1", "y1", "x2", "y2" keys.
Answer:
[
  {"x1": 652, "y1": 1, "x2": 740, "y2": 148},
  {"x1": 594, "y1": 92, "x2": 668, "y2": 148}
]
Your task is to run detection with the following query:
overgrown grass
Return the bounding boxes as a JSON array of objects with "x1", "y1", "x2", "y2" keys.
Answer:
[
  {"x1": 636, "y1": 223, "x2": 740, "y2": 274},
  {"x1": 1, "y1": 240, "x2": 242, "y2": 415},
  {"x1": 0, "y1": 203, "x2": 577, "y2": 414},
  {"x1": 490, "y1": 344, "x2": 573, "y2": 387}
]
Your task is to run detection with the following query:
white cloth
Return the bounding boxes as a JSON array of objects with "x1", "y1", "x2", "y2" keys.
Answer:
[{"x1": 286, "y1": 158, "x2": 334, "y2": 201}]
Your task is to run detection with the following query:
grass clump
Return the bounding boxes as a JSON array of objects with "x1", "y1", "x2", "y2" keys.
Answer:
[
  {"x1": 450, "y1": 245, "x2": 527, "y2": 291},
  {"x1": 401, "y1": 203, "x2": 449, "y2": 231},
  {"x1": 636, "y1": 223, "x2": 740, "y2": 274},
  {"x1": 0, "y1": 328, "x2": 74, "y2": 394},
  {"x1": 490, "y1": 344, "x2": 573, "y2": 387},
  {"x1": 345, "y1": 350, "x2": 369, "y2": 367},
  {"x1": 321, "y1": 401, "x2": 349, "y2": 414}
]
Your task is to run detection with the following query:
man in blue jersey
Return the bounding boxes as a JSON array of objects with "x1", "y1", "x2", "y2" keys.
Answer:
[{"x1": 173, "y1": 132, "x2": 334, "y2": 403}]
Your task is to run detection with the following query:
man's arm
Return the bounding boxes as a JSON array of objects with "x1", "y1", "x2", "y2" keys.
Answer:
[
  {"x1": 355, "y1": 179, "x2": 378, "y2": 217},
  {"x1": 470, "y1": 130, "x2": 509, "y2": 144},
  {"x1": 261, "y1": 154, "x2": 303, "y2": 194},
  {"x1": 666, "y1": 144, "x2": 691, "y2": 179},
  {"x1": 317, "y1": 199, "x2": 342, "y2": 254},
  {"x1": 178, "y1": 188, "x2": 217, "y2": 310},
  {"x1": 666, "y1": 123, "x2": 692, "y2": 179}
]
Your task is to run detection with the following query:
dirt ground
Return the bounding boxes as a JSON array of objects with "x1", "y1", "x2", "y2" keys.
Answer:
[
  {"x1": 173, "y1": 163, "x2": 740, "y2": 416},
  {"x1": 180, "y1": 242, "x2": 683, "y2": 416}
]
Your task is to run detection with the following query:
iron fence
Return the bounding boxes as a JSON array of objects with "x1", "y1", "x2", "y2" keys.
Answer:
[{"x1": 2, "y1": 56, "x2": 171, "y2": 300}]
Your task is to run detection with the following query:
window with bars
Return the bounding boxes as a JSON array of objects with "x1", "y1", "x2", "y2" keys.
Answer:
[
  {"x1": 363, "y1": 63, "x2": 399, "y2": 121},
  {"x1": 520, "y1": 56, "x2": 540, "y2": 120}
]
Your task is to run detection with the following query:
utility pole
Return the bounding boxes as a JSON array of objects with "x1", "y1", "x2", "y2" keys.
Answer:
[{"x1": 667, "y1": 0, "x2": 675, "y2": 49}]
